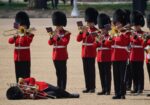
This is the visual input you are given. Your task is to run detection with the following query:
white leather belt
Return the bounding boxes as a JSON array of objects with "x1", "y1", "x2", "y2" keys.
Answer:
[
  {"x1": 15, "y1": 46, "x2": 30, "y2": 50},
  {"x1": 112, "y1": 45, "x2": 128, "y2": 50},
  {"x1": 53, "y1": 46, "x2": 66, "y2": 48},
  {"x1": 145, "y1": 45, "x2": 150, "y2": 50},
  {"x1": 82, "y1": 43, "x2": 93, "y2": 46},
  {"x1": 97, "y1": 47, "x2": 110, "y2": 50},
  {"x1": 90, "y1": 32, "x2": 97, "y2": 34},
  {"x1": 131, "y1": 45, "x2": 143, "y2": 48},
  {"x1": 147, "y1": 54, "x2": 150, "y2": 59}
]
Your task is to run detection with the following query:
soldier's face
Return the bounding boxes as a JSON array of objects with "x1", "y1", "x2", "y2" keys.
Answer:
[
  {"x1": 134, "y1": 25, "x2": 141, "y2": 31},
  {"x1": 115, "y1": 22, "x2": 123, "y2": 30},
  {"x1": 87, "y1": 22, "x2": 94, "y2": 27},
  {"x1": 101, "y1": 28, "x2": 107, "y2": 34}
]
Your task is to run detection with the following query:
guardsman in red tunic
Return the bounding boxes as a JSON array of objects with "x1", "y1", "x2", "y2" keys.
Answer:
[
  {"x1": 129, "y1": 11, "x2": 145, "y2": 94},
  {"x1": 94, "y1": 13, "x2": 112, "y2": 95},
  {"x1": 145, "y1": 14, "x2": 150, "y2": 97},
  {"x1": 76, "y1": 7, "x2": 98, "y2": 93},
  {"x1": 8, "y1": 11, "x2": 34, "y2": 83},
  {"x1": 123, "y1": 9, "x2": 133, "y2": 91},
  {"x1": 48, "y1": 11, "x2": 71, "y2": 90},
  {"x1": 6, "y1": 77, "x2": 79, "y2": 99},
  {"x1": 146, "y1": 14, "x2": 150, "y2": 82},
  {"x1": 111, "y1": 9, "x2": 130, "y2": 99}
]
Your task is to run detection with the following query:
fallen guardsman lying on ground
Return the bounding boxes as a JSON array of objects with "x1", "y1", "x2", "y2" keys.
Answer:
[{"x1": 6, "y1": 77, "x2": 80, "y2": 99}]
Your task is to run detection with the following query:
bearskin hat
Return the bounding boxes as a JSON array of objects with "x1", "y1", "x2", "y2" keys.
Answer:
[
  {"x1": 84, "y1": 7, "x2": 98, "y2": 25},
  {"x1": 52, "y1": 11, "x2": 67, "y2": 26},
  {"x1": 97, "y1": 13, "x2": 111, "y2": 29},
  {"x1": 147, "y1": 14, "x2": 150, "y2": 28},
  {"x1": 15, "y1": 11, "x2": 30, "y2": 29},
  {"x1": 6, "y1": 86, "x2": 24, "y2": 100},
  {"x1": 130, "y1": 10, "x2": 145, "y2": 27},
  {"x1": 124, "y1": 9, "x2": 131, "y2": 24},
  {"x1": 113, "y1": 9, "x2": 127, "y2": 26}
]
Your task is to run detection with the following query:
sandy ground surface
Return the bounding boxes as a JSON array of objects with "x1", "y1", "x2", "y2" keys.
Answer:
[{"x1": 0, "y1": 18, "x2": 150, "y2": 105}]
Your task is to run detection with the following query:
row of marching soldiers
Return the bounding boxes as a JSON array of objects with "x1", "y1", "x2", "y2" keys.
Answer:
[{"x1": 7, "y1": 7, "x2": 150, "y2": 100}]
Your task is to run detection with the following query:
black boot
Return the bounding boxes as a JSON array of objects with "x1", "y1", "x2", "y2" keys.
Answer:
[
  {"x1": 97, "y1": 91, "x2": 106, "y2": 95},
  {"x1": 82, "y1": 89, "x2": 90, "y2": 93},
  {"x1": 112, "y1": 95, "x2": 121, "y2": 99},
  {"x1": 69, "y1": 93, "x2": 80, "y2": 98}
]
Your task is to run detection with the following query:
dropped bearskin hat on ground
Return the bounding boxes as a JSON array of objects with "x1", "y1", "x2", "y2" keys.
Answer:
[
  {"x1": 6, "y1": 86, "x2": 24, "y2": 100},
  {"x1": 85, "y1": 7, "x2": 98, "y2": 25},
  {"x1": 52, "y1": 11, "x2": 67, "y2": 26},
  {"x1": 97, "y1": 13, "x2": 111, "y2": 29},
  {"x1": 130, "y1": 10, "x2": 145, "y2": 27},
  {"x1": 113, "y1": 9, "x2": 127, "y2": 26},
  {"x1": 15, "y1": 11, "x2": 30, "y2": 29}
]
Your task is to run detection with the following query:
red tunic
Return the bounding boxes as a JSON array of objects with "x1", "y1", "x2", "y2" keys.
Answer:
[
  {"x1": 145, "y1": 39, "x2": 150, "y2": 63},
  {"x1": 111, "y1": 32, "x2": 130, "y2": 61},
  {"x1": 94, "y1": 34, "x2": 111, "y2": 62},
  {"x1": 129, "y1": 31, "x2": 145, "y2": 61},
  {"x1": 8, "y1": 34, "x2": 34, "y2": 61},
  {"x1": 76, "y1": 26, "x2": 97, "y2": 58},
  {"x1": 48, "y1": 29, "x2": 70, "y2": 60},
  {"x1": 24, "y1": 77, "x2": 49, "y2": 91}
]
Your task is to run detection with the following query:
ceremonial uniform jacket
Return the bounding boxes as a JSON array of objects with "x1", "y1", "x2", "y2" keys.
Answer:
[
  {"x1": 144, "y1": 39, "x2": 150, "y2": 63},
  {"x1": 48, "y1": 29, "x2": 70, "y2": 60},
  {"x1": 129, "y1": 30, "x2": 145, "y2": 61},
  {"x1": 24, "y1": 77, "x2": 49, "y2": 91},
  {"x1": 111, "y1": 31, "x2": 130, "y2": 61},
  {"x1": 8, "y1": 34, "x2": 34, "y2": 61},
  {"x1": 94, "y1": 34, "x2": 111, "y2": 62},
  {"x1": 76, "y1": 26, "x2": 97, "y2": 58}
]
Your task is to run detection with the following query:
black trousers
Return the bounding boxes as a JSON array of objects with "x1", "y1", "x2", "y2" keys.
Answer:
[
  {"x1": 125, "y1": 63, "x2": 132, "y2": 90},
  {"x1": 53, "y1": 60, "x2": 67, "y2": 90},
  {"x1": 113, "y1": 61, "x2": 127, "y2": 96},
  {"x1": 130, "y1": 61, "x2": 144, "y2": 91},
  {"x1": 43, "y1": 84, "x2": 72, "y2": 98},
  {"x1": 98, "y1": 62, "x2": 111, "y2": 93},
  {"x1": 146, "y1": 63, "x2": 150, "y2": 81},
  {"x1": 82, "y1": 58, "x2": 95, "y2": 90},
  {"x1": 15, "y1": 61, "x2": 31, "y2": 83}
]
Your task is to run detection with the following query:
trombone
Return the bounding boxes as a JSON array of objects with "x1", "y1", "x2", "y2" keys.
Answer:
[
  {"x1": 3, "y1": 29, "x2": 18, "y2": 36},
  {"x1": 3, "y1": 27, "x2": 36, "y2": 36}
]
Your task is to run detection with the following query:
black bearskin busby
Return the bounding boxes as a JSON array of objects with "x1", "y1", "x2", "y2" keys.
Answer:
[
  {"x1": 147, "y1": 14, "x2": 150, "y2": 29},
  {"x1": 15, "y1": 11, "x2": 30, "y2": 29},
  {"x1": 97, "y1": 13, "x2": 111, "y2": 29},
  {"x1": 124, "y1": 9, "x2": 131, "y2": 24},
  {"x1": 52, "y1": 11, "x2": 67, "y2": 26},
  {"x1": 113, "y1": 9, "x2": 127, "y2": 26},
  {"x1": 6, "y1": 86, "x2": 24, "y2": 100},
  {"x1": 85, "y1": 7, "x2": 98, "y2": 25},
  {"x1": 130, "y1": 10, "x2": 145, "y2": 27}
]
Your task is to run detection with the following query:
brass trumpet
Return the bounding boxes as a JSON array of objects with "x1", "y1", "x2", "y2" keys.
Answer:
[
  {"x1": 3, "y1": 26, "x2": 36, "y2": 36},
  {"x1": 109, "y1": 24, "x2": 133, "y2": 37}
]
